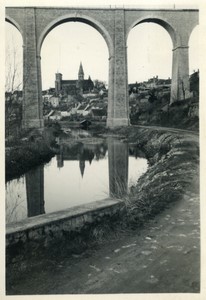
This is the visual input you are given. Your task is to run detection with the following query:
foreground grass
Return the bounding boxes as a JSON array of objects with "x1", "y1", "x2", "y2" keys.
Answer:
[{"x1": 124, "y1": 129, "x2": 199, "y2": 225}]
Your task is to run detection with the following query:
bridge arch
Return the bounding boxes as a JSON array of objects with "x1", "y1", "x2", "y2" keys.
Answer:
[
  {"x1": 127, "y1": 21, "x2": 172, "y2": 94},
  {"x1": 126, "y1": 16, "x2": 192, "y2": 103},
  {"x1": 5, "y1": 7, "x2": 198, "y2": 129},
  {"x1": 189, "y1": 24, "x2": 199, "y2": 44},
  {"x1": 37, "y1": 13, "x2": 114, "y2": 57},
  {"x1": 5, "y1": 15, "x2": 23, "y2": 38},
  {"x1": 5, "y1": 19, "x2": 23, "y2": 93},
  {"x1": 37, "y1": 13, "x2": 114, "y2": 129},
  {"x1": 126, "y1": 16, "x2": 178, "y2": 48},
  {"x1": 189, "y1": 24, "x2": 199, "y2": 72}
]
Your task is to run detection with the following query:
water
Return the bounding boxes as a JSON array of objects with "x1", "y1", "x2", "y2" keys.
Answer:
[{"x1": 6, "y1": 134, "x2": 148, "y2": 225}]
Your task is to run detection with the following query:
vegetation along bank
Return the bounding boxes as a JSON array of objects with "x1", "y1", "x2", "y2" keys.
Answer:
[
  {"x1": 6, "y1": 126, "x2": 199, "y2": 269},
  {"x1": 5, "y1": 123, "x2": 61, "y2": 182},
  {"x1": 111, "y1": 127, "x2": 199, "y2": 228}
]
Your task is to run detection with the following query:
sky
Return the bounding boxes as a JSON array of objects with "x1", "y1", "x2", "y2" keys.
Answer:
[{"x1": 5, "y1": 2, "x2": 199, "y2": 91}]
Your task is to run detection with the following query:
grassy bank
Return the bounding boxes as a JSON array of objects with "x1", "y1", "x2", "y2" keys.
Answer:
[
  {"x1": 131, "y1": 96, "x2": 199, "y2": 132},
  {"x1": 5, "y1": 124, "x2": 61, "y2": 182},
  {"x1": 121, "y1": 127, "x2": 199, "y2": 226},
  {"x1": 5, "y1": 141, "x2": 55, "y2": 182}
]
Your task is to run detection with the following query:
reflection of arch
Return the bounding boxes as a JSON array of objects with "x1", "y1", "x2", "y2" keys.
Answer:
[
  {"x1": 37, "y1": 14, "x2": 113, "y2": 56},
  {"x1": 5, "y1": 16, "x2": 24, "y2": 38},
  {"x1": 127, "y1": 17, "x2": 178, "y2": 47}
]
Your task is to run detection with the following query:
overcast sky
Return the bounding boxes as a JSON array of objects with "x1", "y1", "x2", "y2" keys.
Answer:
[{"x1": 5, "y1": 2, "x2": 199, "y2": 90}]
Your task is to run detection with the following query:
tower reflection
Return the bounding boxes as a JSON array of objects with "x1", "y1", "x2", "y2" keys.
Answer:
[
  {"x1": 56, "y1": 140, "x2": 106, "y2": 177},
  {"x1": 108, "y1": 137, "x2": 128, "y2": 198}
]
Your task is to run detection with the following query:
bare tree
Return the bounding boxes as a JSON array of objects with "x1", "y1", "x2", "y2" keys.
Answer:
[
  {"x1": 5, "y1": 38, "x2": 23, "y2": 138},
  {"x1": 5, "y1": 38, "x2": 22, "y2": 93}
]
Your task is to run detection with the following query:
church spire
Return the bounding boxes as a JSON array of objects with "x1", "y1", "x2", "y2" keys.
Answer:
[
  {"x1": 78, "y1": 62, "x2": 84, "y2": 81},
  {"x1": 79, "y1": 160, "x2": 85, "y2": 178}
]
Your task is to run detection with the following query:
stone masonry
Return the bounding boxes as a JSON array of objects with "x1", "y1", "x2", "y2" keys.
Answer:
[{"x1": 6, "y1": 7, "x2": 198, "y2": 128}]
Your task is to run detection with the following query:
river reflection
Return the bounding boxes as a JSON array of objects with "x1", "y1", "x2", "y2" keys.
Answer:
[
  {"x1": 6, "y1": 137, "x2": 148, "y2": 225},
  {"x1": 108, "y1": 138, "x2": 128, "y2": 197}
]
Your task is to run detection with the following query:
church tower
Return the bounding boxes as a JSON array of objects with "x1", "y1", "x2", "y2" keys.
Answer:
[
  {"x1": 78, "y1": 62, "x2": 84, "y2": 81},
  {"x1": 55, "y1": 72, "x2": 62, "y2": 94},
  {"x1": 77, "y1": 62, "x2": 84, "y2": 94}
]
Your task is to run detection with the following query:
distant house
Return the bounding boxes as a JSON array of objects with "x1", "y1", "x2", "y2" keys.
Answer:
[
  {"x1": 60, "y1": 110, "x2": 71, "y2": 117},
  {"x1": 47, "y1": 87, "x2": 56, "y2": 94},
  {"x1": 76, "y1": 103, "x2": 88, "y2": 115},
  {"x1": 129, "y1": 76, "x2": 171, "y2": 93},
  {"x1": 42, "y1": 94, "x2": 53, "y2": 104},
  {"x1": 67, "y1": 106, "x2": 78, "y2": 115},
  {"x1": 91, "y1": 101, "x2": 106, "y2": 109},
  {"x1": 99, "y1": 88, "x2": 108, "y2": 98},
  {"x1": 45, "y1": 110, "x2": 62, "y2": 120},
  {"x1": 129, "y1": 82, "x2": 139, "y2": 94},
  {"x1": 146, "y1": 76, "x2": 171, "y2": 89},
  {"x1": 83, "y1": 104, "x2": 92, "y2": 116},
  {"x1": 49, "y1": 96, "x2": 59, "y2": 107},
  {"x1": 44, "y1": 110, "x2": 53, "y2": 120},
  {"x1": 91, "y1": 108, "x2": 107, "y2": 120},
  {"x1": 82, "y1": 93, "x2": 98, "y2": 100},
  {"x1": 76, "y1": 103, "x2": 92, "y2": 116}
]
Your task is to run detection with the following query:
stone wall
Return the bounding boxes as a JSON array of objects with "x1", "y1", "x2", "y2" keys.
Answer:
[{"x1": 6, "y1": 198, "x2": 123, "y2": 262}]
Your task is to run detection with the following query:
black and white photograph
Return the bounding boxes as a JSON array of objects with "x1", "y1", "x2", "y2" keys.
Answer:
[{"x1": 1, "y1": 0, "x2": 205, "y2": 298}]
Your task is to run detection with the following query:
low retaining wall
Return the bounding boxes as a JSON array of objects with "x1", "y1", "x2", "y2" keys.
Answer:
[{"x1": 6, "y1": 198, "x2": 123, "y2": 249}]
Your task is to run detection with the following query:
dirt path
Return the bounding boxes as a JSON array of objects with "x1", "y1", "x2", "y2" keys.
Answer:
[
  {"x1": 7, "y1": 191, "x2": 200, "y2": 294},
  {"x1": 135, "y1": 125, "x2": 199, "y2": 141}
]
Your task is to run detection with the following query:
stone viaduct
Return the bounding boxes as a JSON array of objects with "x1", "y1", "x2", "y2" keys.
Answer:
[{"x1": 5, "y1": 6, "x2": 199, "y2": 128}]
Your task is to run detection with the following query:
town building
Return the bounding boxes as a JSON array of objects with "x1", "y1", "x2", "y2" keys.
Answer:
[{"x1": 55, "y1": 62, "x2": 94, "y2": 96}]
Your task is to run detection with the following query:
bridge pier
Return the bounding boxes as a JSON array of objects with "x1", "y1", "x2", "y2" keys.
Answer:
[
  {"x1": 6, "y1": 7, "x2": 198, "y2": 129},
  {"x1": 22, "y1": 8, "x2": 43, "y2": 129},
  {"x1": 106, "y1": 10, "x2": 130, "y2": 128},
  {"x1": 171, "y1": 45, "x2": 190, "y2": 103}
]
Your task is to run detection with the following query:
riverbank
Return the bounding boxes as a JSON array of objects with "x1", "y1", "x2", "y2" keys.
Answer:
[
  {"x1": 110, "y1": 126, "x2": 199, "y2": 227},
  {"x1": 5, "y1": 141, "x2": 54, "y2": 182},
  {"x1": 6, "y1": 126, "x2": 199, "y2": 294},
  {"x1": 5, "y1": 124, "x2": 61, "y2": 182}
]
